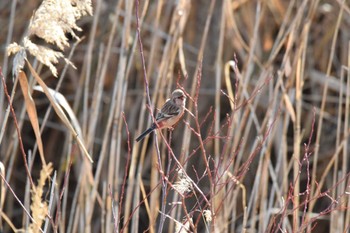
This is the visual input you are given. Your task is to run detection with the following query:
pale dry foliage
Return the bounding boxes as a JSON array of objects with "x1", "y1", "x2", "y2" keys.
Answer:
[
  {"x1": 0, "y1": 0, "x2": 350, "y2": 233},
  {"x1": 173, "y1": 169, "x2": 192, "y2": 196},
  {"x1": 29, "y1": 163, "x2": 53, "y2": 233},
  {"x1": 7, "y1": 0, "x2": 92, "y2": 77}
]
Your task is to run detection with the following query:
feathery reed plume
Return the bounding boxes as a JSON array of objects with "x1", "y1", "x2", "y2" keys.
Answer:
[
  {"x1": 28, "y1": 163, "x2": 53, "y2": 232},
  {"x1": 7, "y1": 0, "x2": 92, "y2": 77},
  {"x1": 203, "y1": 210, "x2": 212, "y2": 223},
  {"x1": 173, "y1": 169, "x2": 193, "y2": 196}
]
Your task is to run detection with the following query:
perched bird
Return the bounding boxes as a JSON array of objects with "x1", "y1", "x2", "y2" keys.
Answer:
[{"x1": 135, "y1": 89, "x2": 186, "y2": 142}]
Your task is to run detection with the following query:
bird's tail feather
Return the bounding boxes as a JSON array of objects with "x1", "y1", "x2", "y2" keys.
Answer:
[{"x1": 135, "y1": 124, "x2": 156, "y2": 142}]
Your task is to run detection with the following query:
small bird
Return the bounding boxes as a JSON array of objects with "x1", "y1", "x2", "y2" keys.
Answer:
[{"x1": 136, "y1": 89, "x2": 186, "y2": 142}]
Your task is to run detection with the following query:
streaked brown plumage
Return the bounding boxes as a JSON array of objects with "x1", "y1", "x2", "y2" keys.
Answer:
[{"x1": 135, "y1": 89, "x2": 186, "y2": 142}]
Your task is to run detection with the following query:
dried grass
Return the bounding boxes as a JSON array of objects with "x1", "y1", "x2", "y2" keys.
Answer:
[
  {"x1": 7, "y1": 0, "x2": 91, "y2": 77},
  {"x1": 0, "y1": 0, "x2": 350, "y2": 232},
  {"x1": 28, "y1": 163, "x2": 53, "y2": 233}
]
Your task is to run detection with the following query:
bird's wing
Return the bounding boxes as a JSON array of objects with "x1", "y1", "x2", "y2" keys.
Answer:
[{"x1": 156, "y1": 101, "x2": 180, "y2": 121}]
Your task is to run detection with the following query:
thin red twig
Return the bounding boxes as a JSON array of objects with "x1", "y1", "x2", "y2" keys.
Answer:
[{"x1": 0, "y1": 68, "x2": 35, "y2": 190}]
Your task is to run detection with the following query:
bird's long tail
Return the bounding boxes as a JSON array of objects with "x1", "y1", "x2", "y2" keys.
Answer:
[{"x1": 135, "y1": 124, "x2": 156, "y2": 142}]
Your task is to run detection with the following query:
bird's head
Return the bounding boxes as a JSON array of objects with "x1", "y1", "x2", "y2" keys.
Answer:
[{"x1": 172, "y1": 89, "x2": 186, "y2": 106}]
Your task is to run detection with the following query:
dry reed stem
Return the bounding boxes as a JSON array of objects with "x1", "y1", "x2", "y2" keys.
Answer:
[
  {"x1": 26, "y1": 61, "x2": 93, "y2": 163},
  {"x1": 31, "y1": 38, "x2": 83, "y2": 160},
  {"x1": 309, "y1": 0, "x2": 346, "y2": 220},
  {"x1": 0, "y1": 67, "x2": 35, "y2": 190},
  {"x1": 2, "y1": 0, "x2": 350, "y2": 232}
]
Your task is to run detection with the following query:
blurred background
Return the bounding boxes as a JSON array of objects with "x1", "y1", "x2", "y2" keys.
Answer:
[{"x1": 0, "y1": 0, "x2": 350, "y2": 232}]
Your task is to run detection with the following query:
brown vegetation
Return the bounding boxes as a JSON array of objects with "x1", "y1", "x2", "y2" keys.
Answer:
[{"x1": 0, "y1": 0, "x2": 350, "y2": 232}]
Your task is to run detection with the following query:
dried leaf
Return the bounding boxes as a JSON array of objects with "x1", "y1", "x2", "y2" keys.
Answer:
[
  {"x1": 26, "y1": 61, "x2": 93, "y2": 163},
  {"x1": 32, "y1": 86, "x2": 82, "y2": 139},
  {"x1": 18, "y1": 71, "x2": 47, "y2": 166}
]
